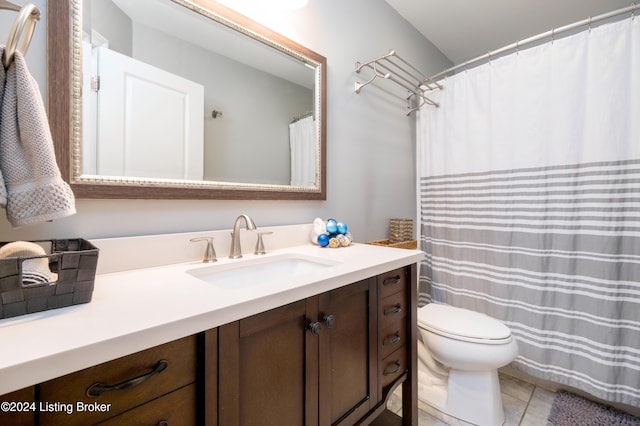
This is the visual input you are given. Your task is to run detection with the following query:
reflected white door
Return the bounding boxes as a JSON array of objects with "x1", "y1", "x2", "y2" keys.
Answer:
[{"x1": 95, "y1": 46, "x2": 204, "y2": 180}]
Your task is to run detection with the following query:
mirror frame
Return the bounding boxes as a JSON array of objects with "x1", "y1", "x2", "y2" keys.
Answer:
[{"x1": 48, "y1": 0, "x2": 327, "y2": 200}]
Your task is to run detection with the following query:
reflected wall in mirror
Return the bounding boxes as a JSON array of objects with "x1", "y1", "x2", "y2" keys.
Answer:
[{"x1": 49, "y1": 0, "x2": 326, "y2": 199}]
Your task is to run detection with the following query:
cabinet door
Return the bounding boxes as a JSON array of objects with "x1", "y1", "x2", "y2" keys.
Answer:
[
  {"x1": 318, "y1": 279, "x2": 377, "y2": 426},
  {"x1": 218, "y1": 299, "x2": 319, "y2": 426}
]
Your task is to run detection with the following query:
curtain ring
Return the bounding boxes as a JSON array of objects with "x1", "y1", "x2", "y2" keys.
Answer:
[
  {"x1": 516, "y1": 40, "x2": 519, "y2": 55},
  {"x1": 551, "y1": 28, "x2": 555, "y2": 44}
]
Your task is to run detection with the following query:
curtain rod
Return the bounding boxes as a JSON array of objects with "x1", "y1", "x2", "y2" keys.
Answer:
[{"x1": 428, "y1": 3, "x2": 639, "y2": 82}]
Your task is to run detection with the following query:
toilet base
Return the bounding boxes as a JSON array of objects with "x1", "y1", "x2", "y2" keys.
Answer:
[
  {"x1": 446, "y1": 369, "x2": 504, "y2": 426},
  {"x1": 418, "y1": 350, "x2": 505, "y2": 426}
]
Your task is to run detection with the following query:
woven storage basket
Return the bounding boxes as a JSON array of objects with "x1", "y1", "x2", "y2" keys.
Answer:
[
  {"x1": 367, "y1": 239, "x2": 417, "y2": 250},
  {"x1": 388, "y1": 218, "x2": 414, "y2": 243},
  {"x1": 0, "y1": 239, "x2": 99, "y2": 319}
]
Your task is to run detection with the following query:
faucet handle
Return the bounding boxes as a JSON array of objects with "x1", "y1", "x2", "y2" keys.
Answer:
[
  {"x1": 190, "y1": 237, "x2": 217, "y2": 263},
  {"x1": 254, "y1": 231, "x2": 273, "y2": 255}
]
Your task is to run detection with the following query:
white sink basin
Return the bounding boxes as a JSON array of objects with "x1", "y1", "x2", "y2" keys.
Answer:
[{"x1": 186, "y1": 253, "x2": 340, "y2": 289}]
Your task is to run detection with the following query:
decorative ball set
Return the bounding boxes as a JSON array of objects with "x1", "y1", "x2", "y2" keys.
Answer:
[{"x1": 310, "y1": 217, "x2": 353, "y2": 248}]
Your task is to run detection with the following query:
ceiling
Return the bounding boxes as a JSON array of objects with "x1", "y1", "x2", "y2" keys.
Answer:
[{"x1": 384, "y1": 0, "x2": 633, "y2": 65}]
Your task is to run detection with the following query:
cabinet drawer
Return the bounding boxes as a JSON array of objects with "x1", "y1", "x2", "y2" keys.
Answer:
[
  {"x1": 0, "y1": 387, "x2": 35, "y2": 426},
  {"x1": 39, "y1": 335, "x2": 197, "y2": 425},
  {"x1": 379, "y1": 319, "x2": 407, "y2": 359},
  {"x1": 98, "y1": 383, "x2": 196, "y2": 426},
  {"x1": 379, "y1": 347, "x2": 407, "y2": 392},
  {"x1": 378, "y1": 268, "x2": 407, "y2": 299},
  {"x1": 379, "y1": 288, "x2": 407, "y2": 324}
]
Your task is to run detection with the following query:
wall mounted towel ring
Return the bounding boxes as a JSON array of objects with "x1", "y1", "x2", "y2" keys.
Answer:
[{"x1": 2, "y1": 2, "x2": 40, "y2": 69}]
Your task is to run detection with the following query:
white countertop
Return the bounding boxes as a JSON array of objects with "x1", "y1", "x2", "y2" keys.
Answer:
[{"x1": 0, "y1": 225, "x2": 423, "y2": 395}]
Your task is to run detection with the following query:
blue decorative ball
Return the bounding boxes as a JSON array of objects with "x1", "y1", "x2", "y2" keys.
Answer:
[
  {"x1": 317, "y1": 234, "x2": 330, "y2": 247},
  {"x1": 326, "y1": 219, "x2": 338, "y2": 234},
  {"x1": 337, "y1": 222, "x2": 347, "y2": 234}
]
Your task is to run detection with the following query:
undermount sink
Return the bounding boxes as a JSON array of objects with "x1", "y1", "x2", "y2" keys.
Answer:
[{"x1": 186, "y1": 253, "x2": 340, "y2": 289}]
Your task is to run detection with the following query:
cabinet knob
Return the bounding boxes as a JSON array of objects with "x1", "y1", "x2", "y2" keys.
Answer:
[
  {"x1": 323, "y1": 314, "x2": 336, "y2": 328},
  {"x1": 308, "y1": 321, "x2": 322, "y2": 335}
]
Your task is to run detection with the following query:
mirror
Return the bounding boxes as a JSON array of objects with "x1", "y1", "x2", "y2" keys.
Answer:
[{"x1": 48, "y1": 0, "x2": 326, "y2": 200}]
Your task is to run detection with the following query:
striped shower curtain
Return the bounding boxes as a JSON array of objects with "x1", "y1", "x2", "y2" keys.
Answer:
[{"x1": 417, "y1": 16, "x2": 640, "y2": 407}]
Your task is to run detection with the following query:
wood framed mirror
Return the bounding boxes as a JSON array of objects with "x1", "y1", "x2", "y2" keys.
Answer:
[{"x1": 48, "y1": 0, "x2": 326, "y2": 200}]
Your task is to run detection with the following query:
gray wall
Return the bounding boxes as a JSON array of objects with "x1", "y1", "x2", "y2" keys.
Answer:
[
  {"x1": 83, "y1": 0, "x2": 132, "y2": 56},
  {"x1": 0, "y1": 0, "x2": 451, "y2": 243}
]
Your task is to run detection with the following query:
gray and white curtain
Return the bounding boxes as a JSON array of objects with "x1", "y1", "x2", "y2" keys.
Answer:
[{"x1": 417, "y1": 16, "x2": 640, "y2": 407}]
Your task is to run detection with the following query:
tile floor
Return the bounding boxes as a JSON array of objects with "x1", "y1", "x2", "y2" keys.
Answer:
[{"x1": 387, "y1": 372, "x2": 556, "y2": 425}]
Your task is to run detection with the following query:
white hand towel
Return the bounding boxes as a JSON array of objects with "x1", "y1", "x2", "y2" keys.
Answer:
[
  {"x1": 0, "y1": 50, "x2": 76, "y2": 227},
  {"x1": 0, "y1": 240, "x2": 57, "y2": 284}
]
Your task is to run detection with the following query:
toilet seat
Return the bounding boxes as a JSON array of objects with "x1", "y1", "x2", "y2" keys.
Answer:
[{"x1": 418, "y1": 303, "x2": 512, "y2": 345}]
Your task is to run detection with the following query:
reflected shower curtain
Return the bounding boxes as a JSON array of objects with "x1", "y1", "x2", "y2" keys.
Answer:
[
  {"x1": 289, "y1": 116, "x2": 316, "y2": 186},
  {"x1": 417, "y1": 16, "x2": 640, "y2": 407}
]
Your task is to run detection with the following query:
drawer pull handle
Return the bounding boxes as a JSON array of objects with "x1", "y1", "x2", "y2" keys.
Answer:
[
  {"x1": 384, "y1": 303, "x2": 402, "y2": 315},
  {"x1": 383, "y1": 361, "x2": 401, "y2": 376},
  {"x1": 86, "y1": 359, "x2": 168, "y2": 397},
  {"x1": 157, "y1": 422, "x2": 168, "y2": 426},
  {"x1": 383, "y1": 332, "x2": 401, "y2": 346},
  {"x1": 383, "y1": 275, "x2": 401, "y2": 286}
]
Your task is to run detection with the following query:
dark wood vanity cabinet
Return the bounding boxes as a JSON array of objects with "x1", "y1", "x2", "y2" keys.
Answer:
[
  {"x1": 210, "y1": 265, "x2": 417, "y2": 426},
  {"x1": 216, "y1": 278, "x2": 377, "y2": 426},
  {"x1": 0, "y1": 265, "x2": 416, "y2": 426}
]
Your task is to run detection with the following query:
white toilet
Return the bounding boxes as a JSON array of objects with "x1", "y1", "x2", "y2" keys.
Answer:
[{"x1": 416, "y1": 303, "x2": 518, "y2": 426}]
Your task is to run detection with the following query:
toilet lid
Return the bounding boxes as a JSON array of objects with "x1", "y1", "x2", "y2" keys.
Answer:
[{"x1": 418, "y1": 303, "x2": 512, "y2": 344}]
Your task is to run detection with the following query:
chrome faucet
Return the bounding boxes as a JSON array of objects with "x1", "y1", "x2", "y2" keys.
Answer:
[{"x1": 229, "y1": 214, "x2": 257, "y2": 259}]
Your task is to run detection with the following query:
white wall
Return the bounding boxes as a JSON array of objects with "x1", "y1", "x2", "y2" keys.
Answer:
[{"x1": 0, "y1": 0, "x2": 451, "y2": 243}]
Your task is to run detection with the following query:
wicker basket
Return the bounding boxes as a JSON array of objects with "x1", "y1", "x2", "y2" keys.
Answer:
[
  {"x1": 388, "y1": 218, "x2": 414, "y2": 243},
  {"x1": 367, "y1": 239, "x2": 417, "y2": 250},
  {"x1": 0, "y1": 239, "x2": 99, "y2": 319}
]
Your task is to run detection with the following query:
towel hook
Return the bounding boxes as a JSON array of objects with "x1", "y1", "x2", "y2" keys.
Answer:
[{"x1": 2, "y1": 3, "x2": 40, "y2": 69}]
